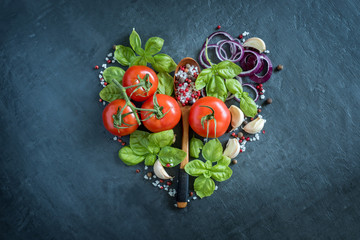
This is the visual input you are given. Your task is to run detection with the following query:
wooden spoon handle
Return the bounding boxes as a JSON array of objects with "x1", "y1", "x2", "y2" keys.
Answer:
[
  {"x1": 180, "y1": 108, "x2": 190, "y2": 169},
  {"x1": 177, "y1": 106, "x2": 191, "y2": 208}
]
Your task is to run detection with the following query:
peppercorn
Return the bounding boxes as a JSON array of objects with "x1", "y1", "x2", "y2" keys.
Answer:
[
  {"x1": 232, "y1": 159, "x2": 238, "y2": 165},
  {"x1": 246, "y1": 137, "x2": 250, "y2": 141},
  {"x1": 216, "y1": 25, "x2": 221, "y2": 29},
  {"x1": 266, "y1": 98, "x2": 273, "y2": 104},
  {"x1": 189, "y1": 192, "x2": 194, "y2": 197},
  {"x1": 94, "y1": 65, "x2": 99, "y2": 69},
  {"x1": 136, "y1": 169, "x2": 140, "y2": 173},
  {"x1": 258, "y1": 109, "x2": 262, "y2": 113},
  {"x1": 239, "y1": 34, "x2": 243, "y2": 39},
  {"x1": 99, "y1": 98, "x2": 103, "y2": 102},
  {"x1": 276, "y1": 64, "x2": 283, "y2": 71},
  {"x1": 238, "y1": 132, "x2": 243, "y2": 138},
  {"x1": 147, "y1": 172, "x2": 153, "y2": 178},
  {"x1": 107, "y1": 59, "x2": 111, "y2": 64}
]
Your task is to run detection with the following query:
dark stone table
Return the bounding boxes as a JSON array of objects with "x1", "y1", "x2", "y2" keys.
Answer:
[{"x1": 1, "y1": 0, "x2": 359, "y2": 239}]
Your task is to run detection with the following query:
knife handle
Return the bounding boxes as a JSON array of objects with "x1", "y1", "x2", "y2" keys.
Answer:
[{"x1": 176, "y1": 168, "x2": 189, "y2": 208}]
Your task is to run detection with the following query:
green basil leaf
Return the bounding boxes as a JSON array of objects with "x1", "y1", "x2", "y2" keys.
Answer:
[
  {"x1": 152, "y1": 54, "x2": 177, "y2": 73},
  {"x1": 158, "y1": 146, "x2": 186, "y2": 167},
  {"x1": 190, "y1": 136, "x2": 203, "y2": 158},
  {"x1": 129, "y1": 29, "x2": 141, "y2": 52},
  {"x1": 210, "y1": 164, "x2": 233, "y2": 182},
  {"x1": 194, "y1": 175, "x2": 215, "y2": 198},
  {"x1": 103, "y1": 66, "x2": 125, "y2": 84},
  {"x1": 118, "y1": 146, "x2": 145, "y2": 166},
  {"x1": 114, "y1": 45, "x2": 136, "y2": 66},
  {"x1": 225, "y1": 79, "x2": 243, "y2": 95},
  {"x1": 148, "y1": 130, "x2": 174, "y2": 148},
  {"x1": 216, "y1": 60, "x2": 242, "y2": 79},
  {"x1": 184, "y1": 160, "x2": 207, "y2": 176},
  {"x1": 148, "y1": 143, "x2": 160, "y2": 155},
  {"x1": 145, "y1": 37, "x2": 164, "y2": 55},
  {"x1": 145, "y1": 154, "x2": 157, "y2": 166},
  {"x1": 205, "y1": 76, "x2": 228, "y2": 102},
  {"x1": 135, "y1": 47, "x2": 145, "y2": 56},
  {"x1": 195, "y1": 68, "x2": 212, "y2": 90},
  {"x1": 145, "y1": 54, "x2": 155, "y2": 64},
  {"x1": 130, "y1": 130, "x2": 151, "y2": 155},
  {"x1": 99, "y1": 83, "x2": 124, "y2": 102},
  {"x1": 240, "y1": 92, "x2": 258, "y2": 117},
  {"x1": 202, "y1": 139, "x2": 223, "y2": 162},
  {"x1": 157, "y1": 72, "x2": 174, "y2": 96},
  {"x1": 203, "y1": 170, "x2": 212, "y2": 178},
  {"x1": 218, "y1": 155, "x2": 231, "y2": 166},
  {"x1": 205, "y1": 160, "x2": 212, "y2": 169},
  {"x1": 129, "y1": 56, "x2": 147, "y2": 66}
]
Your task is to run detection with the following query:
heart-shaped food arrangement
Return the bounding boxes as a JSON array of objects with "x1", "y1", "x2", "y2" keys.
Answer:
[{"x1": 95, "y1": 28, "x2": 281, "y2": 208}]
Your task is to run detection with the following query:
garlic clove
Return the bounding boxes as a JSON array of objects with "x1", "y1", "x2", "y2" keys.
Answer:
[
  {"x1": 153, "y1": 160, "x2": 173, "y2": 180},
  {"x1": 243, "y1": 117, "x2": 266, "y2": 134},
  {"x1": 223, "y1": 138, "x2": 241, "y2": 159},
  {"x1": 229, "y1": 105, "x2": 244, "y2": 132},
  {"x1": 243, "y1": 37, "x2": 266, "y2": 53}
]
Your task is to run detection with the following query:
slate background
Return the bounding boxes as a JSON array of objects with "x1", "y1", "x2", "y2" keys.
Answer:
[{"x1": 1, "y1": 0, "x2": 360, "y2": 239}]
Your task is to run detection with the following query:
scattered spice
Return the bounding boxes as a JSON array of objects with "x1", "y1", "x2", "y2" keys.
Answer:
[
  {"x1": 237, "y1": 132, "x2": 243, "y2": 138},
  {"x1": 216, "y1": 25, "x2": 221, "y2": 29},
  {"x1": 258, "y1": 109, "x2": 262, "y2": 113},
  {"x1": 266, "y1": 98, "x2": 273, "y2": 104},
  {"x1": 232, "y1": 159, "x2": 238, "y2": 165},
  {"x1": 189, "y1": 192, "x2": 194, "y2": 197},
  {"x1": 147, "y1": 172, "x2": 153, "y2": 178},
  {"x1": 243, "y1": 121, "x2": 248, "y2": 125},
  {"x1": 262, "y1": 130, "x2": 266, "y2": 134},
  {"x1": 276, "y1": 64, "x2": 283, "y2": 71},
  {"x1": 136, "y1": 169, "x2": 140, "y2": 173},
  {"x1": 238, "y1": 34, "x2": 243, "y2": 39},
  {"x1": 94, "y1": 65, "x2": 99, "y2": 69},
  {"x1": 99, "y1": 98, "x2": 103, "y2": 102}
]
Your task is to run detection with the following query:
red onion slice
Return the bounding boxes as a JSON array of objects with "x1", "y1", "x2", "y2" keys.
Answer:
[
  {"x1": 217, "y1": 40, "x2": 244, "y2": 62},
  {"x1": 249, "y1": 53, "x2": 273, "y2": 84},
  {"x1": 202, "y1": 31, "x2": 234, "y2": 48},
  {"x1": 234, "y1": 83, "x2": 259, "y2": 102},
  {"x1": 199, "y1": 44, "x2": 226, "y2": 68},
  {"x1": 238, "y1": 50, "x2": 262, "y2": 77}
]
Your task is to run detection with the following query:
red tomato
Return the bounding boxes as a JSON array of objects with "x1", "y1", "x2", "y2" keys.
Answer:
[
  {"x1": 140, "y1": 94, "x2": 181, "y2": 132},
  {"x1": 189, "y1": 96, "x2": 230, "y2": 138},
  {"x1": 102, "y1": 99, "x2": 139, "y2": 136},
  {"x1": 122, "y1": 65, "x2": 158, "y2": 102}
]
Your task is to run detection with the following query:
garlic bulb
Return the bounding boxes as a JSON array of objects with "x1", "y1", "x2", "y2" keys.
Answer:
[
  {"x1": 243, "y1": 117, "x2": 266, "y2": 134},
  {"x1": 153, "y1": 160, "x2": 173, "y2": 180},
  {"x1": 223, "y1": 138, "x2": 241, "y2": 159},
  {"x1": 229, "y1": 105, "x2": 244, "y2": 132}
]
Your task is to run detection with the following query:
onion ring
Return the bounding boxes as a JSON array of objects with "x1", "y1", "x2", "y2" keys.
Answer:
[
  {"x1": 249, "y1": 53, "x2": 273, "y2": 84},
  {"x1": 238, "y1": 50, "x2": 262, "y2": 77}
]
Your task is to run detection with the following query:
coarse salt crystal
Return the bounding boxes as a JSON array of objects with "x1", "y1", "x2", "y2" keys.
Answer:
[
  {"x1": 105, "y1": 57, "x2": 109, "y2": 61},
  {"x1": 102, "y1": 64, "x2": 107, "y2": 68},
  {"x1": 99, "y1": 74, "x2": 103, "y2": 79},
  {"x1": 113, "y1": 136, "x2": 117, "y2": 141},
  {"x1": 262, "y1": 89, "x2": 266, "y2": 93},
  {"x1": 215, "y1": 186, "x2": 218, "y2": 190},
  {"x1": 260, "y1": 95, "x2": 265, "y2": 100},
  {"x1": 102, "y1": 101, "x2": 106, "y2": 106},
  {"x1": 193, "y1": 196, "x2": 197, "y2": 200},
  {"x1": 107, "y1": 53, "x2": 113, "y2": 57},
  {"x1": 112, "y1": 60, "x2": 115, "y2": 63},
  {"x1": 144, "y1": 166, "x2": 148, "y2": 170}
]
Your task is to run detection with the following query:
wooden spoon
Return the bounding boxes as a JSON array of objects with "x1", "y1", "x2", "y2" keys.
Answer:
[{"x1": 174, "y1": 57, "x2": 201, "y2": 208}]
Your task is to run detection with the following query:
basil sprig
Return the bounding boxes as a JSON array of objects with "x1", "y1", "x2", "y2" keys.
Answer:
[
  {"x1": 114, "y1": 29, "x2": 176, "y2": 73},
  {"x1": 225, "y1": 79, "x2": 257, "y2": 117},
  {"x1": 185, "y1": 139, "x2": 233, "y2": 198},
  {"x1": 118, "y1": 129, "x2": 186, "y2": 167}
]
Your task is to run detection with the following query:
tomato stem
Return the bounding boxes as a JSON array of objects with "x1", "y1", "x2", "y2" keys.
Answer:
[{"x1": 199, "y1": 105, "x2": 217, "y2": 139}]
